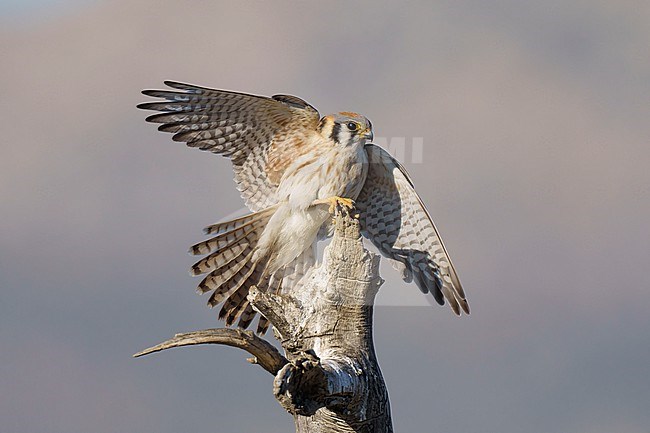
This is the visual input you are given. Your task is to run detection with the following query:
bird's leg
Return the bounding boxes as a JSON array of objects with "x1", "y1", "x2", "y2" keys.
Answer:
[{"x1": 312, "y1": 196, "x2": 355, "y2": 215}]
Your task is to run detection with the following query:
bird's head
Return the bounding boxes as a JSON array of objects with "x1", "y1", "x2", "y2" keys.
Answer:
[{"x1": 318, "y1": 112, "x2": 373, "y2": 146}]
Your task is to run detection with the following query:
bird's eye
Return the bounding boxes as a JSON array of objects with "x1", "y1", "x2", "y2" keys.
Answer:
[{"x1": 346, "y1": 122, "x2": 358, "y2": 131}]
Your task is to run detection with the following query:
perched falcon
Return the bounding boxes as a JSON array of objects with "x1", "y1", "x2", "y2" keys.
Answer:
[{"x1": 139, "y1": 81, "x2": 469, "y2": 333}]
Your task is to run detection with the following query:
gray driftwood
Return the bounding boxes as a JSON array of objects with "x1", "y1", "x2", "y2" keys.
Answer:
[{"x1": 135, "y1": 215, "x2": 393, "y2": 432}]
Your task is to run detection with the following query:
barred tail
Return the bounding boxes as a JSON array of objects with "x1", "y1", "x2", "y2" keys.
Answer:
[{"x1": 189, "y1": 206, "x2": 277, "y2": 329}]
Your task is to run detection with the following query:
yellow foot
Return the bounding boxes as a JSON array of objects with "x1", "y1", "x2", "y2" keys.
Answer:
[{"x1": 314, "y1": 196, "x2": 355, "y2": 214}]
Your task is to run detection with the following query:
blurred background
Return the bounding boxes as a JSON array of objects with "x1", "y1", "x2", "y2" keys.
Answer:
[{"x1": 1, "y1": 1, "x2": 649, "y2": 432}]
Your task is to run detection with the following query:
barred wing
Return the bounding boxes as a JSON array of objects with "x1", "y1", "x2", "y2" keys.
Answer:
[
  {"x1": 357, "y1": 145, "x2": 469, "y2": 315},
  {"x1": 138, "y1": 81, "x2": 320, "y2": 211}
]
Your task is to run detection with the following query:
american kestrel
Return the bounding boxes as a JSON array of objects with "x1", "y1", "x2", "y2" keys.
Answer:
[{"x1": 139, "y1": 81, "x2": 468, "y2": 333}]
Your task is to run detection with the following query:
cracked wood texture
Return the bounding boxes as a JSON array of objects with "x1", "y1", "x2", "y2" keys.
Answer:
[
  {"x1": 269, "y1": 215, "x2": 392, "y2": 433},
  {"x1": 134, "y1": 214, "x2": 393, "y2": 432}
]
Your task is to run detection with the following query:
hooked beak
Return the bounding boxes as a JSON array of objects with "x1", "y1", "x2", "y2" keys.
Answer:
[{"x1": 363, "y1": 129, "x2": 373, "y2": 141}]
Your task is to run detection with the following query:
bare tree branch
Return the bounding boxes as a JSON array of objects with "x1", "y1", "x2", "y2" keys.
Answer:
[
  {"x1": 133, "y1": 328, "x2": 287, "y2": 375},
  {"x1": 135, "y1": 214, "x2": 393, "y2": 432}
]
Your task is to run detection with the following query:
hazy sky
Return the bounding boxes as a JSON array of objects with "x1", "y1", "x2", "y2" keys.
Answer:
[{"x1": 2, "y1": 1, "x2": 649, "y2": 432}]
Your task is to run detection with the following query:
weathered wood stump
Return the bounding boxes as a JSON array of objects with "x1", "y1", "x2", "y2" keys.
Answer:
[{"x1": 135, "y1": 215, "x2": 393, "y2": 433}]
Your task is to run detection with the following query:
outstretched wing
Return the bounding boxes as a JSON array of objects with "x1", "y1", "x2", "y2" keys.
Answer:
[
  {"x1": 138, "y1": 81, "x2": 320, "y2": 211},
  {"x1": 356, "y1": 144, "x2": 469, "y2": 315}
]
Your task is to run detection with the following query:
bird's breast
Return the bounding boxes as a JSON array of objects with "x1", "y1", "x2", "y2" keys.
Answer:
[{"x1": 278, "y1": 141, "x2": 368, "y2": 210}]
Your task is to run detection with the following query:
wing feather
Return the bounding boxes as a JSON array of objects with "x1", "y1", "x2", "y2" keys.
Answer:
[
  {"x1": 138, "y1": 81, "x2": 320, "y2": 211},
  {"x1": 357, "y1": 144, "x2": 469, "y2": 315}
]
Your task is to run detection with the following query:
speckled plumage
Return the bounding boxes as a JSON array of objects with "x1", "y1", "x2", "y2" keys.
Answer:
[
  {"x1": 139, "y1": 81, "x2": 468, "y2": 332},
  {"x1": 357, "y1": 146, "x2": 469, "y2": 314}
]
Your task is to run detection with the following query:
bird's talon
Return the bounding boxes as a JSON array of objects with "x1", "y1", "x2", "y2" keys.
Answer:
[
  {"x1": 337, "y1": 197, "x2": 355, "y2": 209},
  {"x1": 318, "y1": 196, "x2": 355, "y2": 215}
]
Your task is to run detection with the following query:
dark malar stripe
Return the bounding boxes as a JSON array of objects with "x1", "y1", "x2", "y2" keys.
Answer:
[{"x1": 331, "y1": 122, "x2": 341, "y2": 144}]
